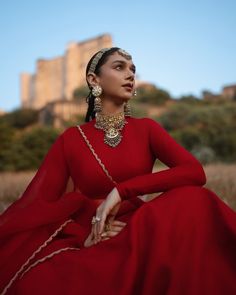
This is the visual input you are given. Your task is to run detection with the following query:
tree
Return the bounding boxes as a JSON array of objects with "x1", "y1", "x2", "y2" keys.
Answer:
[
  {"x1": 0, "y1": 108, "x2": 39, "y2": 129},
  {"x1": 0, "y1": 121, "x2": 15, "y2": 170},
  {"x1": 158, "y1": 101, "x2": 236, "y2": 162},
  {"x1": 136, "y1": 84, "x2": 171, "y2": 105},
  {"x1": 73, "y1": 86, "x2": 89, "y2": 102},
  {"x1": 179, "y1": 95, "x2": 202, "y2": 104},
  {"x1": 0, "y1": 127, "x2": 60, "y2": 171}
]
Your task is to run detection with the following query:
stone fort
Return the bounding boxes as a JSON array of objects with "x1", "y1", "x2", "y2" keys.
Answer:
[{"x1": 20, "y1": 34, "x2": 112, "y2": 110}]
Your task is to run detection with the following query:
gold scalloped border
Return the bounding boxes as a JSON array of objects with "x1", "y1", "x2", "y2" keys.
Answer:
[
  {"x1": 19, "y1": 246, "x2": 80, "y2": 279},
  {"x1": 1, "y1": 219, "x2": 73, "y2": 295}
]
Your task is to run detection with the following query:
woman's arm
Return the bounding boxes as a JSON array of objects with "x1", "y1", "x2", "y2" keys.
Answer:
[{"x1": 115, "y1": 118, "x2": 206, "y2": 200}]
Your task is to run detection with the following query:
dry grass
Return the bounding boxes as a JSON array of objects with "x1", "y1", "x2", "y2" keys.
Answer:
[
  {"x1": 0, "y1": 163, "x2": 236, "y2": 213},
  {"x1": 203, "y1": 163, "x2": 236, "y2": 210},
  {"x1": 0, "y1": 171, "x2": 36, "y2": 212}
]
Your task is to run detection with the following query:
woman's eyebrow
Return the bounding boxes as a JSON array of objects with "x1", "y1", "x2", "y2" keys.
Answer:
[
  {"x1": 112, "y1": 60, "x2": 136, "y2": 70},
  {"x1": 111, "y1": 60, "x2": 127, "y2": 64}
]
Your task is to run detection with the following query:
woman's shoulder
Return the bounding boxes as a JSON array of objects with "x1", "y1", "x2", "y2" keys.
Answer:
[
  {"x1": 59, "y1": 120, "x2": 95, "y2": 139},
  {"x1": 60, "y1": 125, "x2": 78, "y2": 136}
]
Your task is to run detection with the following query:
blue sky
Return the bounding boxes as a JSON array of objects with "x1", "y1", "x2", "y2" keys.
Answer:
[{"x1": 1, "y1": 0, "x2": 235, "y2": 112}]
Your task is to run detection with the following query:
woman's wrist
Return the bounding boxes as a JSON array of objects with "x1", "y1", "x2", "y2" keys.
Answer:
[{"x1": 112, "y1": 187, "x2": 122, "y2": 202}]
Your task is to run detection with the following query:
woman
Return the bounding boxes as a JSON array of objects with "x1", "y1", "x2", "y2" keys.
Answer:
[{"x1": 0, "y1": 47, "x2": 236, "y2": 294}]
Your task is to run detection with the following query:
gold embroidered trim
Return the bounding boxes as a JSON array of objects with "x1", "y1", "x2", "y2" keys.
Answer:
[
  {"x1": 19, "y1": 247, "x2": 80, "y2": 280},
  {"x1": 1, "y1": 219, "x2": 73, "y2": 295},
  {"x1": 77, "y1": 125, "x2": 117, "y2": 185}
]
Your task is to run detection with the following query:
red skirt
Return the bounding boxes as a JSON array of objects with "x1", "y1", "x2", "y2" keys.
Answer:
[{"x1": 5, "y1": 186, "x2": 236, "y2": 295}]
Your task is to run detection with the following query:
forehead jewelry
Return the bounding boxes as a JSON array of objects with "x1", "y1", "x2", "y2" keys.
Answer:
[
  {"x1": 88, "y1": 48, "x2": 111, "y2": 74},
  {"x1": 88, "y1": 48, "x2": 132, "y2": 74},
  {"x1": 117, "y1": 48, "x2": 132, "y2": 60}
]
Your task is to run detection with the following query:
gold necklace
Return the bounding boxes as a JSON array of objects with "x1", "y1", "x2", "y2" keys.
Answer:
[{"x1": 95, "y1": 111, "x2": 128, "y2": 147}]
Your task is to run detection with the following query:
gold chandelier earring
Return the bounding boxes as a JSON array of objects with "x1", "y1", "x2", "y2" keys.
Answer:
[
  {"x1": 124, "y1": 102, "x2": 131, "y2": 116},
  {"x1": 92, "y1": 85, "x2": 102, "y2": 113}
]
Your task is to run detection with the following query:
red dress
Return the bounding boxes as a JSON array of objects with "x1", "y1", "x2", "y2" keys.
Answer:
[{"x1": 0, "y1": 116, "x2": 236, "y2": 295}]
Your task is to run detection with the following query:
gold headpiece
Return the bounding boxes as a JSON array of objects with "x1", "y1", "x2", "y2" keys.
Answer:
[
  {"x1": 117, "y1": 49, "x2": 132, "y2": 60},
  {"x1": 88, "y1": 48, "x2": 132, "y2": 74},
  {"x1": 88, "y1": 48, "x2": 111, "y2": 74}
]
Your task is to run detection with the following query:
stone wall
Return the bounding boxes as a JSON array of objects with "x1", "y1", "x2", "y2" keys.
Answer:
[
  {"x1": 39, "y1": 100, "x2": 87, "y2": 128},
  {"x1": 222, "y1": 84, "x2": 236, "y2": 100},
  {"x1": 21, "y1": 34, "x2": 112, "y2": 110}
]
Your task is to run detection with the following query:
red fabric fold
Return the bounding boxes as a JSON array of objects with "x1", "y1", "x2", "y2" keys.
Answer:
[{"x1": 1, "y1": 117, "x2": 236, "y2": 294}]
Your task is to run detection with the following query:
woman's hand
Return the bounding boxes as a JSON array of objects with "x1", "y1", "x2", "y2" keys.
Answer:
[
  {"x1": 92, "y1": 187, "x2": 122, "y2": 244},
  {"x1": 100, "y1": 219, "x2": 127, "y2": 240},
  {"x1": 84, "y1": 231, "x2": 94, "y2": 248},
  {"x1": 84, "y1": 219, "x2": 127, "y2": 247}
]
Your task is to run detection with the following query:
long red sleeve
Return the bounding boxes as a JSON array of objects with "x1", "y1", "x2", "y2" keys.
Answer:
[
  {"x1": 0, "y1": 129, "x2": 95, "y2": 292},
  {"x1": 115, "y1": 118, "x2": 206, "y2": 200},
  {"x1": 0, "y1": 133, "x2": 70, "y2": 233}
]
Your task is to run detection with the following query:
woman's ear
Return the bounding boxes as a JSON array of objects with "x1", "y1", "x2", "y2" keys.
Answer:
[{"x1": 87, "y1": 73, "x2": 100, "y2": 88}]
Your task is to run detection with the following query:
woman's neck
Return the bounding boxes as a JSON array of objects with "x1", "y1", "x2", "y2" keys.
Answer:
[{"x1": 101, "y1": 100, "x2": 125, "y2": 115}]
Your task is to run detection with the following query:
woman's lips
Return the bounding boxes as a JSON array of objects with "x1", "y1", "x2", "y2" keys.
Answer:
[{"x1": 122, "y1": 84, "x2": 133, "y2": 91}]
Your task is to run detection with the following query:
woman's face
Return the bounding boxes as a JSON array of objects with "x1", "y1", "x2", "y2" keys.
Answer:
[{"x1": 89, "y1": 51, "x2": 136, "y2": 104}]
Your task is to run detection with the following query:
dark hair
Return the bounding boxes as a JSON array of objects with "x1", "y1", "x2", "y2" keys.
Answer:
[{"x1": 84, "y1": 47, "x2": 120, "y2": 122}]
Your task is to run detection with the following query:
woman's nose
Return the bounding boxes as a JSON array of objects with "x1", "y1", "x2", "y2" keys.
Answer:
[{"x1": 126, "y1": 70, "x2": 135, "y2": 80}]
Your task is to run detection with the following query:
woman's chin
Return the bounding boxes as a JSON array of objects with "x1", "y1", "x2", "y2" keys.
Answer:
[
  {"x1": 122, "y1": 93, "x2": 133, "y2": 101},
  {"x1": 107, "y1": 93, "x2": 132, "y2": 104}
]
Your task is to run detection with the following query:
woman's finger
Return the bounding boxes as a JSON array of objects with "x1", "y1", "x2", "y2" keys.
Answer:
[
  {"x1": 91, "y1": 225, "x2": 97, "y2": 244},
  {"x1": 106, "y1": 220, "x2": 126, "y2": 230},
  {"x1": 94, "y1": 210, "x2": 106, "y2": 242},
  {"x1": 94, "y1": 219, "x2": 101, "y2": 243},
  {"x1": 97, "y1": 212, "x2": 107, "y2": 238},
  {"x1": 110, "y1": 225, "x2": 126, "y2": 232},
  {"x1": 101, "y1": 236, "x2": 110, "y2": 241},
  {"x1": 92, "y1": 206, "x2": 103, "y2": 242},
  {"x1": 108, "y1": 231, "x2": 121, "y2": 237},
  {"x1": 93, "y1": 219, "x2": 126, "y2": 244},
  {"x1": 93, "y1": 189, "x2": 122, "y2": 243},
  {"x1": 102, "y1": 230, "x2": 121, "y2": 238},
  {"x1": 91, "y1": 214, "x2": 102, "y2": 244},
  {"x1": 105, "y1": 224, "x2": 126, "y2": 233},
  {"x1": 110, "y1": 220, "x2": 127, "y2": 227}
]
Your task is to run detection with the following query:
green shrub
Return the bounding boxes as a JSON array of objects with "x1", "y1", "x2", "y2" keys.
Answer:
[
  {"x1": 136, "y1": 85, "x2": 171, "y2": 105},
  {"x1": 0, "y1": 127, "x2": 60, "y2": 171},
  {"x1": 158, "y1": 102, "x2": 236, "y2": 162},
  {"x1": 0, "y1": 108, "x2": 39, "y2": 129}
]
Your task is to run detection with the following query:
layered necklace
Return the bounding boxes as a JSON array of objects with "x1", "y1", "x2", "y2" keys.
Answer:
[{"x1": 95, "y1": 111, "x2": 128, "y2": 147}]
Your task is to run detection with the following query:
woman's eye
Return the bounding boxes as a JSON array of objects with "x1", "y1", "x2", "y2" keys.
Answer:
[{"x1": 115, "y1": 65, "x2": 122, "y2": 70}]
